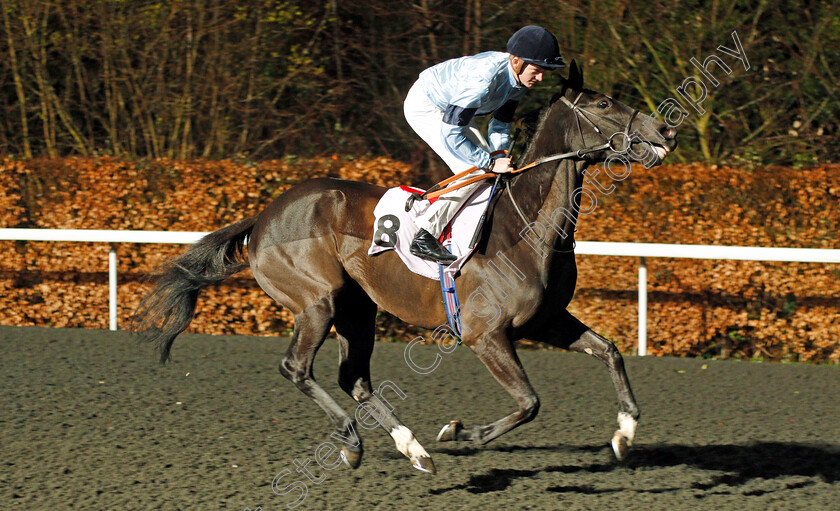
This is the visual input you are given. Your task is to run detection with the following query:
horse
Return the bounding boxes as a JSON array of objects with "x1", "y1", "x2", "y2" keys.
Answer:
[{"x1": 132, "y1": 61, "x2": 677, "y2": 475}]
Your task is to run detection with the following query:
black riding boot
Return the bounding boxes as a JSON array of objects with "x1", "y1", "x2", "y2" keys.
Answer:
[{"x1": 409, "y1": 229, "x2": 457, "y2": 263}]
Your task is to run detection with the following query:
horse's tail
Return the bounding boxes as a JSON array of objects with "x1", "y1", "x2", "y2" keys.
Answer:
[{"x1": 131, "y1": 216, "x2": 259, "y2": 364}]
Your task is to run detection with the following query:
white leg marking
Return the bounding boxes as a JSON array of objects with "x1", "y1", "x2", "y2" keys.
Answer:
[
  {"x1": 617, "y1": 412, "x2": 637, "y2": 445},
  {"x1": 390, "y1": 425, "x2": 430, "y2": 460},
  {"x1": 436, "y1": 423, "x2": 451, "y2": 442}
]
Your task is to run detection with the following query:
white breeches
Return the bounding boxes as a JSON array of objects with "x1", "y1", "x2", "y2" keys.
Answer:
[{"x1": 404, "y1": 80, "x2": 491, "y2": 238}]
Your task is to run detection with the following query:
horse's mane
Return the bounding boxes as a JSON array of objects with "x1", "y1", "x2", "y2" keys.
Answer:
[{"x1": 515, "y1": 85, "x2": 571, "y2": 166}]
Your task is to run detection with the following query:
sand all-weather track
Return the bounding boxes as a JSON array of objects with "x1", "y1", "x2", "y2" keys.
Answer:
[{"x1": 2, "y1": 326, "x2": 839, "y2": 510}]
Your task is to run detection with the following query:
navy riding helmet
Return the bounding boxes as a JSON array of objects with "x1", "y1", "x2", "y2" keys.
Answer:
[{"x1": 507, "y1": 25, "x2": 565, "y2": 69}]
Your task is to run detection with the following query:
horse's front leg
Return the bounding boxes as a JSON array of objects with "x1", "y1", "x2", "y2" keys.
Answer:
[
  {"x1": 531, "y1": 310, "x2": 640, "y2": 460},
  {"x1": 437, "y1": 330, "x2": 540, "y2": 445}
]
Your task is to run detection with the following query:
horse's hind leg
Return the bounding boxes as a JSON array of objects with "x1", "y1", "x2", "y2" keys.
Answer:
[
  {"x1": 534, "y1": 310, "x2": 640, "y2": 460},
  {"x1": 278, "y1": 295, "x2": 364, "y2": 467},
  {"x1": 334, "y1": 289, "x2": 435, "y2": 474}
]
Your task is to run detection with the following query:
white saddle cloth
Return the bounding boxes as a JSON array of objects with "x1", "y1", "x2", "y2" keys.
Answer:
[{"x1": 367, "y1": 183, "x2": 493, "y2": 280}]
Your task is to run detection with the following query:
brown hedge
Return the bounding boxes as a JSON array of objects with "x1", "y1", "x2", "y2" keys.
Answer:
[{"x1": 1, "y1": 157, "x2": 838, "y2": 362}]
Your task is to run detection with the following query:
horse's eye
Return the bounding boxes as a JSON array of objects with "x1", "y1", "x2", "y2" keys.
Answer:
[{"x1": 598, "y1": 100, "x2": 610, "y2": 109}]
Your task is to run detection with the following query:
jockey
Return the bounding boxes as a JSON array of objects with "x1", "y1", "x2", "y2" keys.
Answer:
[{"x1": 404, "y1": 25, "x2": 565, "y2": 264}]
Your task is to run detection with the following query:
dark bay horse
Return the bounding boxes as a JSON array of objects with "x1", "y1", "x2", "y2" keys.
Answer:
[{"x1": 133, "y1": 61, "x2": 677, "y2": 474}]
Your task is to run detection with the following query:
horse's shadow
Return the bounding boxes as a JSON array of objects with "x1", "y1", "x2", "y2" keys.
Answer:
[{"x1": 429, "y1": 442, "x2": 840, "y2": 495}]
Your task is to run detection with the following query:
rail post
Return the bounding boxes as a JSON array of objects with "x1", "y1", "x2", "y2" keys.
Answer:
[
  {"x1": 109, "y1": 246, "x2": 117, "y2": 331},
  {"x1": 638, "y1": 256, "x2": 647, "y2": 356}
]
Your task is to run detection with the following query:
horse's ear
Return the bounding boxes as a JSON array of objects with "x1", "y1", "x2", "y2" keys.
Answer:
[
  {"x1": 553, "y1": 60, "x2": 582, "y2": 104},
  {"x1": 566, "y1": 59, "x2": 584, "y2": 91}
]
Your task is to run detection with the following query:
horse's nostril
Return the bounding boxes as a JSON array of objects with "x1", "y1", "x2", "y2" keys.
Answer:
[{"x1": 660, "y1": 127, "x2": 676, "y2": 139}]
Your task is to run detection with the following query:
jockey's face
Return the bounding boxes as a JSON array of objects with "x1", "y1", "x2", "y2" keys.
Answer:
[{"x1": 519, "y1": 63, "x2": 545, "y2": 88}]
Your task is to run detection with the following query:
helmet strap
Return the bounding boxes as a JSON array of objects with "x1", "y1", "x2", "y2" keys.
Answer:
[{"x1": 509, "y1": 55, "x2": 526, "y2": 84}]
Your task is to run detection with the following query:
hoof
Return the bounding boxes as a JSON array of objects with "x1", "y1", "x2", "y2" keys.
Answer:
[
  {"x1": 411, "y1": 455, "x2": 437, "y2": 474},
  {"x1": 436, "y1": 420, "x2": 463, "y2": 442},
  {"x1": 611, "y1": 432, "x2": 631, "y2": 461},
  {"x1": 340, "y1": 446, "x2": 363, "y2": 469}
]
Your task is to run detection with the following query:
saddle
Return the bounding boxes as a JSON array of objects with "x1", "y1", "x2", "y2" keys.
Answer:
[{"x1": 367, "y1": 182, "x2": 496, "y2": 281}]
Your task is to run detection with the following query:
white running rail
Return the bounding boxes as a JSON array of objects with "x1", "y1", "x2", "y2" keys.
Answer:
[
  {"x1": 2, "y1": 228, "x2": 839, "y2": 355},
  {"x1": 0, "y1": 229, "x2": 205, "y2": 332}
]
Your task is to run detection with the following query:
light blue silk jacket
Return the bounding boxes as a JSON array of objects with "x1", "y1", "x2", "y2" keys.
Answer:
[{"x1": 417, "y1": 51, "x2": 526, "y2": 170}]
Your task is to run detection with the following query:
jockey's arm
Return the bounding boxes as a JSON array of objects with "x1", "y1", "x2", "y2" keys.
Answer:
[
  {"x1": 486, "y1": 100, "x2": 519, "y2": 173},
  {"x1": 439, "y1": 92, "x2": 520, "y2": 172},
  {"x1": 488, "y1": 99, "x2": 519, "y2": 154},
  {"x1": 439, "y1": 79, "x2": 511, "y2": 171},
  {"x1": 440, "y1": 104, "x2": 493, "y2": 171}
]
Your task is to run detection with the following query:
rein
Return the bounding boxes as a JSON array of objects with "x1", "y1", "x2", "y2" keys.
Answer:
[
  {"x1": 404, "y1": 92, "x2": 639, "y2": 254},
  {"x1": 405, "y1": 92, "x2": 637, "y2": 212}
]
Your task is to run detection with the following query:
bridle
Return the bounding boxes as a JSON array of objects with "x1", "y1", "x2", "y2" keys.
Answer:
[
  {"x1": 519, "y1": 91, "x2": 638, "y2": 169},
  {"x1": 563, "y1": 91, "x2": 638, "y2": 154},
  {"x1": 504, "y1": 91, "x2": 639, "y2": 253},
  {"x1": 404, "y1": 91, "x2": 641, "y2": 253}
]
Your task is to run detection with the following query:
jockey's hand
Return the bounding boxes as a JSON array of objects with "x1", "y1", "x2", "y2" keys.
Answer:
[{"x1": 490, "y1": 157, "x2": 515, "y2": 174}]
